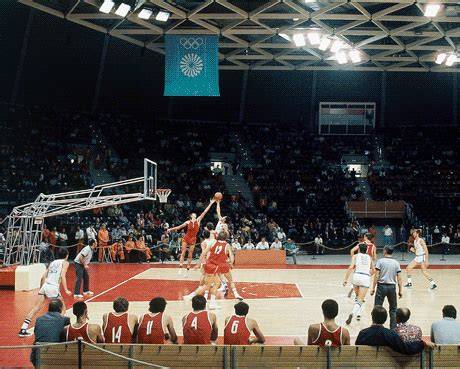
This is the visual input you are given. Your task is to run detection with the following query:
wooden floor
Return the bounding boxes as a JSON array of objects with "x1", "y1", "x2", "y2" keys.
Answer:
[
  {"x1": 1, "y1": 263, "x2": 459, "y2": 368},
  {"x1": 86, "y1": 266, "x2": 458, "y2": 338}
]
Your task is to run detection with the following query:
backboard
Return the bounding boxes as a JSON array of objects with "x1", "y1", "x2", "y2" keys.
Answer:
[{"x1": 144, "y1": 158, "x2": 157, "y2": 200}]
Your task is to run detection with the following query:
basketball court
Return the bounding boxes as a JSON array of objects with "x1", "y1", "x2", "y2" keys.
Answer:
[
  {"x1": 1, "y1": 159, "x2": 459, "y2": 368},
  {"x1": 2, "y1": 260, "x2": 459, "y2": 368}
]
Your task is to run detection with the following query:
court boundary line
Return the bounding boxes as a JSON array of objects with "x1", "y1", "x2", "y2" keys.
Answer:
[
  {"x1": 27, "y1": 268, "x2": 150, "y2": 334},
  {"x1": 295, "y1": 283, "x2": 304, "y2": 298}
]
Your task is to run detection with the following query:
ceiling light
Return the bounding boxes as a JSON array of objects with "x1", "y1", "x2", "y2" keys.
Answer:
[
  {"x1": 445, "y1": 54, "x2": 457, "y2": 66},
  {"x1": 336, "y1": 51, "x2": 347, "y2": 65},
  {"x1": 279, "y1": 33, "x2": 291, "y2": 41},
  {"x1": 99, "y1": 0, "x2": 115, "y2": 13},
  {"x1": 292, "y1": 18, "x2": 300, "y2": 21},
  {"x1": 330, "y1": 40, "x2": 343, "y2": 53},
  {"x1": 319, "y1": 37, "x2": 331, "y2": 51},
  {"x1": 293, "y1": 33, "x2": 306, "y2": 47},
  {"x1": 138, "y1": 8, "x2": 153, "y2": 20},
  {"x1": 424, "y1": 4, "x2": 441, "y2": 17},
  {"x1": 349, "y1": 49, "x2": 361, "y2": 63},
  {"x1": 307, "y1": 32, "x2": 321, "y2": 45},
  {"x1": 435, "y1": 53, "x2": 447, "y2": 65},
  {"x1": 155, "y1": 10, "x2": 170, "y2": 22},
  {"x1": 115, "y1": 2, "x2": 131, "y2": 17}
]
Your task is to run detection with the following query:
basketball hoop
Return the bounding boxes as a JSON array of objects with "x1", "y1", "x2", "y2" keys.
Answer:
[{"x1": 156, "y1": 188, "x2": 171, "y2": 203}]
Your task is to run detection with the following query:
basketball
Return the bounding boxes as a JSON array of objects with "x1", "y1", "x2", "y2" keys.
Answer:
[{"x1": 214, "y1": 192, "x2": 223, "y2": 201}]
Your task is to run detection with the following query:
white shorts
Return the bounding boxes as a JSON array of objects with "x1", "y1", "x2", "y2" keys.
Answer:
[
  {"x1": 352, "y1": 273, "x2": 371, "y2": 288},
  {"x1": 38, "y1": 283, "x2": 61, "y2": 299},
  {"x1": 414, "y1": 254, "x2": 426, "y2": 264}
]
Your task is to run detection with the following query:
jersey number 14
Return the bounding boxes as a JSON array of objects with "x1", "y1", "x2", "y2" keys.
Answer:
[{"x1": 112, "y1": 326, "x2": 122, "y2": 343}]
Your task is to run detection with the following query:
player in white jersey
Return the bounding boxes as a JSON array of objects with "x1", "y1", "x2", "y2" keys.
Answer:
[
  {"x1": 404, "y1": 229, "x2": 437, "y2": 289},
  {"x1": 19, "y1": 248, "x2": 72, "y2": 337},
  {"x1": 343, "y1": 243, "x2": 375, "y2": 325},
  {"x1": 215, "y1": 201, "x2": 229, "y2": 238},
  {"x1": 214, "y1": 200, "x2": 232, "y2": 293}
]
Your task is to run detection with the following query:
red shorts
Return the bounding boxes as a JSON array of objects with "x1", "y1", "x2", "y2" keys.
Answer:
[
  {"x1": 204, "y1": 262, "x2": 230, "y2": 275},
  {"x1": 183, "y1": 236, "x2": 196, "y2": 246}
]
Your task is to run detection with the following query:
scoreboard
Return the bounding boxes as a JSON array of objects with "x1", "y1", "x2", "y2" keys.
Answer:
[{"x1": 319, "y1": 102, "x2": 375, "y2": 135}]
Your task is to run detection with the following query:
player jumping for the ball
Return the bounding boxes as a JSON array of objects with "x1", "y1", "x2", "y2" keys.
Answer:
[{"x1": 167, "y1": 199, "x2": 215, "y2": 277}]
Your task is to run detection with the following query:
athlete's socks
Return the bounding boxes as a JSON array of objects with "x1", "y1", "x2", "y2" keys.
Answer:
[
  {"x1": 352, "y1": 300, "x2": 362, "y2": 316},
  {"x1": 21, "y1": 318, "x2": 31, "y2": 331},
  {"x1": 208, "y1": 295, "x2": 220, "y2": 310},
  {"x1": 217, "y1": 283, "x2": 227, "y2": 292},
  {"x1": 183, "y1": 291, "x2": 196, "y2": 300},
  {"x1": 204, "y1": 291, "x2": 209, "y2": 300},
  {"x1": 407, "y1": 275, "x2": 412, "y2": 284},
  {"x1": 429, "y1": 278, "x2": 436, "y2": 286},
  {"x1": 233, "y1": 288, "x2": 243, "y2": 300}
]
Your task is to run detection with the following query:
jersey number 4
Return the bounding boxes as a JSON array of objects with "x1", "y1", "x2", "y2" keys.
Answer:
[{"x1": 191, "y1": 317, "x2": 198, "y2": 330}]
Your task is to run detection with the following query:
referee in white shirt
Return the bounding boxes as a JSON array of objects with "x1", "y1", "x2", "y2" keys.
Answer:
[{"x1": 74, "y1": 239, "x2": 97, "y2": 298}]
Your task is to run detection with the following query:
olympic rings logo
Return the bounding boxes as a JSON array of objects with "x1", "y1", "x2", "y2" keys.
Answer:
[{"x1": 180, "y1": 37, "x2": 204, "y2": 50}]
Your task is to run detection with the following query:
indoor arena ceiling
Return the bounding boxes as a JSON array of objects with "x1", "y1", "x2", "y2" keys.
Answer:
[{"x1": 18, "y1": 0, "x2": 460, "y2": 72}]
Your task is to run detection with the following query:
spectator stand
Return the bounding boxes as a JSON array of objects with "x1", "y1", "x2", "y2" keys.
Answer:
[{"x1": 370, "y1": 127, "x2": 459, "y2": 228}]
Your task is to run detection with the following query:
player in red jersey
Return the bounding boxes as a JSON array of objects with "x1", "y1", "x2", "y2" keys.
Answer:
[
  {"x1": 102, "y1": 297, "x2": 138, "y2": 343},
  {"x1": 224, "y1": 302, "x2": 265, "y2": 345},
  {"x1": 182, "y1": 295, "x2": 218, "y2": 344},
  {"x1": 167, "y1": 199, "x2": 215, "y2": 276},
  {"x1": 294, "y1": 299, "x2": 350, "y2": 346},
  {"x1": 65, "y1": 301, "x2": 104, "y2": 343},
  {"x1": 207, "y1": 232, "x2": 243, "y2": 301},
  {"x1": 193, "y1": 229, "x2": 216, "y2": 301},
  {"x1": 184, "y1": 231, "x2": 243, "y2": 309},
  {"x1": 350, "y1": 233, "x2": 376, "y2": 261},
  {"x1": 205, "y1": 221, "x2": 229, "y2": 294},
  {"x1": 137, "y1": 297, "x2": 177, "y2": 344}
]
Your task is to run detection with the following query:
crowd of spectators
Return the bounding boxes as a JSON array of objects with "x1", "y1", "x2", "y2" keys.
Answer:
[
  {"x1": 0, "y1": 106, "x2": 93, "y2": 206},
  {"x1": 241, "y1": 124, "x2": 376, "y2": 244},
  {"x1": 243, "y1": 125, "x2": 371, "y2": 209},
  {"x1": 370, "y1": 127, "x2": 459, "y2": 227},
  {"x1": 1, "y1": 106, "x2": 458, "y2": 256},
  {"x1": 34, "y1": 202, "x2": 390, "y2": 265}
]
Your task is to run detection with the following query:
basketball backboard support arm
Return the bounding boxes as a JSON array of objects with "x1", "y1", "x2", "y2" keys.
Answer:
[{"x1": 4, "y1": 159, "x2": 161, "y2": 266}]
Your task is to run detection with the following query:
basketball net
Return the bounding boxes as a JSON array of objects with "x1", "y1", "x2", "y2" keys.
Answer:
[{"x1": 156, "y1": 189, "x2": 171, "y2": 203}]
